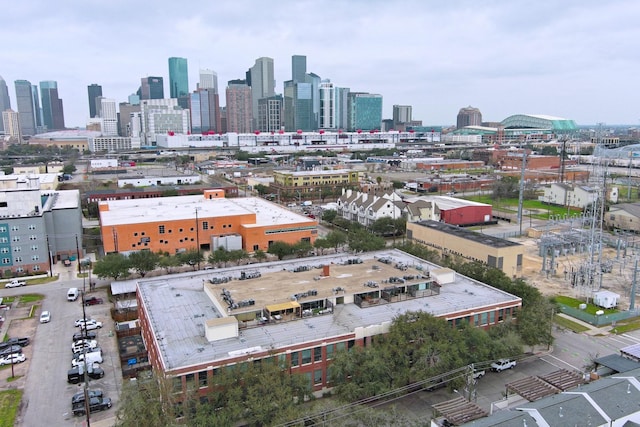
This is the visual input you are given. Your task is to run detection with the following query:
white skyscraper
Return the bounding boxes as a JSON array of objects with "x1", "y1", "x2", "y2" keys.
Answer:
[
  {"x1": 199, "y1": 69, "x2": 218, "y2": 93},
  {"x1": 100, "y1": 98, "x2": 118, "y2": 136},
  {"x1": 319, "y1": 80, "x2": 336, "y2": 129}
]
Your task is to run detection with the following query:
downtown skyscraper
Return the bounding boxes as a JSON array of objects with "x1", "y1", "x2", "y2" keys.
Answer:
[
  {"x1": 0, "y1": 75, "x2": 11, "y2": 134},
  {"x1": 169, "y1": 57, "x2": 189, "y2": 108},
  {"x1": 191, "y1": 68, "x2": 220, "y2": 134},
  {"x1": 225, "y1": 79, "x2": 252, "y2": 133},
  {"x1": 39, "y1": 81, "x2": 65, "y2": 131},
  {"x1": 138, "y1": 77, "x2": 164, "y2": 100},
  {"x1": 14, "y1": 80, "x2": 37, "y2": 136},
  {"x1": 246, "y1": 57, "x2": 275, "y2": 130},
  {"x1": 87, "y1": 84, "x2": 102, "y2": 118}
]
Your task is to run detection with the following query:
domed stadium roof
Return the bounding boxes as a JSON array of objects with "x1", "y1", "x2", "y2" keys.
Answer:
[{"x1": 501, "y1": 114, "x2": 577, "y2": 132}]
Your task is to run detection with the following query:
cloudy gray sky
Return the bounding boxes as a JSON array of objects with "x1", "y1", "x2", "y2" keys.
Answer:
[{"x1": 2, "y1": 0, "x2": 639, "y2": 128}]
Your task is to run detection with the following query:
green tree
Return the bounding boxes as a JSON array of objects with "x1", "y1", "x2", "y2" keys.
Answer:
[
  {"x1": 177, "y1": 249, "x2": 204, "y2": 270},
  {"x1": 158, "y1": 253, "x2": 181, "y2": 274},
  {"x1": 322, "y1": 209, "x2": 337, "y2": 223},
  {"x1": 93, "y1": 253, "x2": 131, "y2": 280},
  {"x1": 117, "y1": 362, "x2": 312, "y2": 427},
  {"x1": 392, "y1": 180, "x2": 405, "y2": 189},
  {"x1": 254, "y1": 184, "x2": 269, "y2": 196},
  {"x1": 209, "y1": 247, "x2": 231, "y2": 267},
  {"x1": 115, "y1": 374, "x2": 178, "y2": 427},
  {"x1": 492, "y1": 176, "x2": 520, "y2": 200},
  {"x1": 128, "y1": 250, "x2": 160, "y2": 277},
  {"x1": 325, "y1": 230, "x2": 347, "y2": 252},
  {"x1": 348, "y1": 228, "x2": 386, "y2": 253},
  {"x1": 370, "y1": 216, "x2": 398, "y2": 236},
  {"x1": 292, "y1": 240, "x2": 313, "y2": 258},
  {"x1": 62, "y1": 164, "x2": 77, "y2": 174},
  {"x1": 235, "y1": 150, "x2": 250, "y2": 161},
  {"x1": 539, "y1": 146, "x2": 558, "y2": 156},
  {"x1": 228, "y1": 249, "x2": 249, "y2": 265},
  {"x1": 313, "y1": 237, "x2": 332, "y2": 255},
  {"x1": 252, "y1": 249, "x2": 267, "y2": 263},
  {"x1": 267, "y1": 241, "x2": 295, "y2": 260}
]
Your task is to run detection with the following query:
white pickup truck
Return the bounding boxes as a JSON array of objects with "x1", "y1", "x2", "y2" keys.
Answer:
[
  {"x1": 491, "y1": 359, "x2": 516, "y2": 372},
  {"x1": 5, "y1": 279, "x2": 26, "y2": 288}
]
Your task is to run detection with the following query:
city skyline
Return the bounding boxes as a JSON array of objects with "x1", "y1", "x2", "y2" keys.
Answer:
[{"x1": 1, "y1": 0, "x2": 639, "y2": 129}]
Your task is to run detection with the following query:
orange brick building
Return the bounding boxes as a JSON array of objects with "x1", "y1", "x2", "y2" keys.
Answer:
[{"x1": 99, "y1": 190, "x2": 317, "y2": 254}]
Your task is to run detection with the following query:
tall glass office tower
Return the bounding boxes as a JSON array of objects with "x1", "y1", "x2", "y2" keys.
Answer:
[
  {"x1": 347, "y1": 92, "x2": 383, "y2": 131},
  {"x1": 168, "y1": 57, "x2": 189, "y2": 99},
  {"x1": 0, "y1": 76, "x2": 11, "y2": 133},
  {"x1": 87, "y1": 84, "x2": 102, "y2": 118},
  {"x1": 40, "y1": 81, "x2": 65, "y2": 130},
  {"x1": 14, "y1": 80, "x2": 37, "y2": 136}
]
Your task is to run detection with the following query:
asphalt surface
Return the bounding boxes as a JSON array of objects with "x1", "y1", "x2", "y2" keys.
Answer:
[{"x1": 1, "y1": 271, "x2": 121, "y2": 427}]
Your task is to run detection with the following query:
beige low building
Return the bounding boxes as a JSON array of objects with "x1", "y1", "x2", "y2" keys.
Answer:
[
  {"x1": 606, "y1": 203, "x2": 640, "y2": 233},
  {"x1": 407, "y1": 220, "x2": 524, "y2": 277}
]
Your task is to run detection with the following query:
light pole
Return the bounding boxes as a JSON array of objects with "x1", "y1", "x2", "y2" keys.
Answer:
[{"x1": 195, "y1": 207, "x2": 201, "y2": 270}]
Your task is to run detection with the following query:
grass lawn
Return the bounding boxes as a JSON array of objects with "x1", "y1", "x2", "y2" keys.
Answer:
[
  {"x1": 554, "y1": 314, "x2": 590, "y2": 333},
  {"x1": 610, "y1": 317, "x2": 640, "y2": 334},
  {"x1": 24, "y1": 276, "x2": 57, "y2": 285},
  {"x1": 18, "y1": 294, "x2": 44, "y2": 304},
  {"x1": 463, "y1": 195, "x2": 581, "y2": 219},
  {"x1": 0, "y1": 389, "x2": 22, "y2": 427},
  {"x1": 554, "y1": 295, "x2": 618, "y2": 315}
]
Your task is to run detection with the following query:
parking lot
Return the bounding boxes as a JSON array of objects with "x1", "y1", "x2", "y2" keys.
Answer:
[{"x1": 1, "y1": 284, "x2": 121, "y2": 426}]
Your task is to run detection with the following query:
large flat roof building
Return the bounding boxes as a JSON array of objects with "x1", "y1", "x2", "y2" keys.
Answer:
[
  {"x1": 99, "y1": 191, "x2": 317, "y2": 254},
  {"x1": 407, "y1": 220, "x2": 524, "y2": 277},
  {"x1": 131, "y1": 249, "x2": 521, "y2": 395}
]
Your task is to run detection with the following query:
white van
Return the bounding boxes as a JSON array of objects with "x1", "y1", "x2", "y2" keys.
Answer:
[{"x1": 67, "y1": 288, "x2": 79, "y2": 301}]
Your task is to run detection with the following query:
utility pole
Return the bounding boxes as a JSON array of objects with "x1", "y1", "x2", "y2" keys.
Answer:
[
  {"x1": 195, "y1": 207, "x2": 201, "y2": 270},
  {"x1": 631, "y1": 259, "x2": 637, "y2": 311},
  {"x1": 75, "y1": 234, "x2": 82, "y2": 275},
  {"x1": 517, "y1": 149, "x2": 527, "y2": 236}
]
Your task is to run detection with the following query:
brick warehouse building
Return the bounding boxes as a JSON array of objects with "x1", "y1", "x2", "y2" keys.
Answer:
[
  {"x1": 131, "y1": 249, "x2": 521, "y2": 398},
  {"x1": 98, "y1": 190, "x2": 317, "y2": 254}
]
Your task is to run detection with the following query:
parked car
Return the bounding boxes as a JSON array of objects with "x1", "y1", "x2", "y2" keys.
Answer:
[
  {"x1": 80, "y1": 321, "x2": 103, "y2": 331},
  {"x1": 72, "y1": 396, "x2": 112, "y2": 417},
  {"x1": 4, "y1": 279, "x2": 26, "y2": 288},
  {"x1": 75, "y1": 318, "x2": 97, "y2": 327},
  {"x1": 473, "y1": 369, "x2": 486, "y2": 379},
  {"x1": 83, "y1": 296, "x2": 104, "y2": 306},
  {"x1": 0, "y1": 353, "x2": 26, "y2": 365},
  {"x1": 71, "y1": 340, "x2": 98, "y2": 354},
  {"x1": 40, "y1": 310, "x2": 51, "y2": 323},
  {"x1": 71, "y1": 389, "x2": 103, "y2": 405},
  {"x1": 67, "y1": 366, "x2": 105, "y2": 384},
  {"x1": 0, "y1": 345, "x2": 22, "y2": 357},
  {"x1": 72, "y1": 331, "x2": 97, "y2": 342},
  {"x1": 2, "y1": 337, "x2": 30, "y2": 347},
  {"x1": 63, "y1": 259, "x2": 72, "y2": 267},
  {"x1": 491, "y1": 359, "x2": 516, "y2": 372},
  {"x1": 71, "y1": 350, "x2": 103, "y2": 367}
]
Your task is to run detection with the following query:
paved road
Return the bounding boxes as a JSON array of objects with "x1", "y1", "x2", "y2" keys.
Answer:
[
  {"x1": 382, "y1": 327, "x2": 640, "y2": 423},
  {"x1": 1, "y1": 276, "x2": 121, "y2": 426}
]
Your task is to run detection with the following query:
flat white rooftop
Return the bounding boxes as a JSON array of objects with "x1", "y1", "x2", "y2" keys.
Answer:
[
  {"x1": 99, "y1": 195, "x2": 315, "y2": 227},
  {"x1": 134, "y1": 249, "x2": 521, "y2": 371}
]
